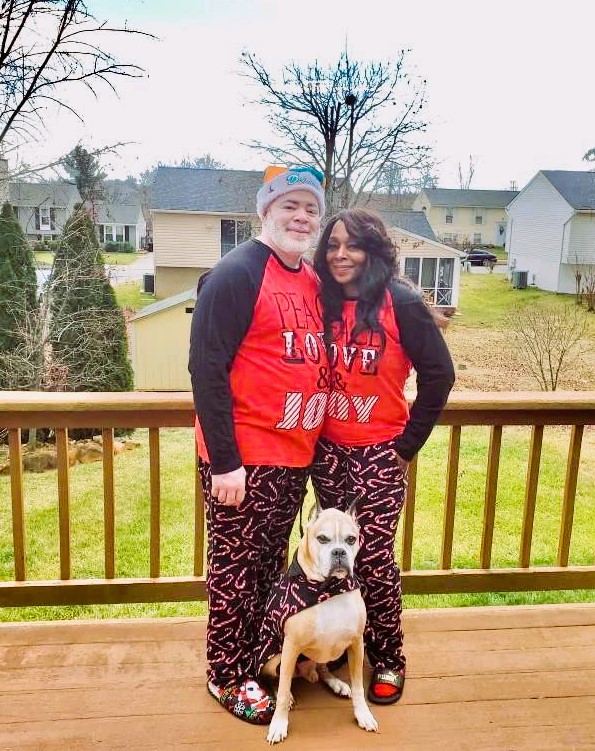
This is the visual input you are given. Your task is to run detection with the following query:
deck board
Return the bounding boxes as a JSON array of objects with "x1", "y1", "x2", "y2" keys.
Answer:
[{"x1": 1, "y1": 604, "x2": 594, "y2": 750}]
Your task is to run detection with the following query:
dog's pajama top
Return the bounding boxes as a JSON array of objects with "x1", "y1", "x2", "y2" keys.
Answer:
[{"x1": 255, "y1": 555, "x2": 359, "y2": 675}]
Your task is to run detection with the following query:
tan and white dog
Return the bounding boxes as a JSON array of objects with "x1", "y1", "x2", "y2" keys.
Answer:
[{"x1": 260, "y1": 501, "x2": 378, "y2": 744}]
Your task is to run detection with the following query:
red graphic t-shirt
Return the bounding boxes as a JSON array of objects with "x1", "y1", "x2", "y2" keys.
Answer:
[
  {"x1": 191, "y1": 242, "x2": 329, "y2": 470},
  {"x1": 322, "y1": 290, "x2": 412, "y2": 446}
]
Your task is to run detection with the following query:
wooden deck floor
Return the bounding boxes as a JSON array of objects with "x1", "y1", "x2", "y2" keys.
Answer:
[{"x1": 1, "y1": 603, "x2": 594, "y2": 750}]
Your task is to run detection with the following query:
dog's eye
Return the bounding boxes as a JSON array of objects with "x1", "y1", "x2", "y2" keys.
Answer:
[
  {"x1": 345, "y1": 535, "x2": 357, "y2": 546},
  {"x1": 316, "y1": 535, "x2": 330, "y2": 544}
]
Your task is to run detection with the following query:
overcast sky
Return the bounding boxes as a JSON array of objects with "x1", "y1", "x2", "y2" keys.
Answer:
[{"x1": 10, "y1": 0, "x2": 595, "y2": 190}]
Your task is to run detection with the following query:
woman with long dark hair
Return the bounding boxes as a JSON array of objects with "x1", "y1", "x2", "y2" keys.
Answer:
[{"x1": 311, "y1": 208, "x2": 455, "y2": 705}]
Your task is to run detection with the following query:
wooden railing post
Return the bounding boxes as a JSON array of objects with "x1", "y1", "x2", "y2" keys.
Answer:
[
  {"x1": 401, "y1": 456, "x2": 418, "y2": 572},
  {"x1": 557, "y1": 425, "x2": 584, "y2": 567},
  {"x1": 149, "y1": 427, "x2": 161, "y2": 578},
  {"x1": 102, "y1": 428, "x2": 116, "y2": 579},
  {"x1": 481, "y1": 425, "x2": 502, "y2": 569},
  {"x1": 8, "y1": 428, "x2": 26, "y2": 581},
  {"x1": 441, "y1": 426, "x2": 461, "y2": 570},
  {"x1": 55, "y1": 428, "x2": 71, "y2": 580},
  {"x1": 519, "y1": 425, "x2": 544, "y2": 567},
  {"x1": 194, "y1": 444, "x2": 205, "y2": 577}
]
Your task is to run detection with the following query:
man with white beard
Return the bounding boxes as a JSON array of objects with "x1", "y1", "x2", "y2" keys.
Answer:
[{"x1": 189, "y1": 165, "x2": 328, "y2": 725}]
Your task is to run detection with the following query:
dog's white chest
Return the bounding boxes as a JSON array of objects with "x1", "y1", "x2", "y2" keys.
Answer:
[{"x1": 301, "y1": 590, "x2": 365, "y2": 663}]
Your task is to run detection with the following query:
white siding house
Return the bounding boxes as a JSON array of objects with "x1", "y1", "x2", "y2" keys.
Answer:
[{"x1": 506, "y1": 171, "x2": 595, "y2": 293}]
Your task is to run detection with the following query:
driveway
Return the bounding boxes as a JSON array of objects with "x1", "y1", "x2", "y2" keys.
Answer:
[
  {"x1": 105, "y1": 253, "x2": 154, "y2": 285},
  {"x1": 36, "y1": 253, "x2": 155, "y2": 289}
]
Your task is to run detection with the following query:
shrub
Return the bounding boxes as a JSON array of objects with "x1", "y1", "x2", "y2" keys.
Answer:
[
  {"x1": 103, "y1": 241, "x2": 135, "y2": 254},
  {"x1": 50, "y1": 209, "x2": 134, "y2": 395},
  {"x1": 32, "y1": 237, "x2": 60, "y2": 253},
  {"x1": 0, "y1": 202, "x2": 38, "y2": 388}
]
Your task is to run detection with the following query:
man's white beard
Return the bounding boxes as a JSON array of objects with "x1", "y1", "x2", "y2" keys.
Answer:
[{"x1": 262, "y1": 214, "x2": 318, "y2": 255}]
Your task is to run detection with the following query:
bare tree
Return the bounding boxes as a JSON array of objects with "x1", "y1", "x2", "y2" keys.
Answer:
[
  {"x1": 569, "y1": 253, "x2": 595, "y2": 312},
  {"x1": 374, "y1": 161, "x2": 438, "y2": 198},
  {"x1": 0, "y1": 0, "x2": 153, "y2": 148},
  {"x1": 240, "y1": 50, "x2": 429, "y2": 214},
  {"x1": 581, "y1": 265, "x2": 595, "y2": 312},
  {"x1": 507, "y1": 303, "x2": 589, "y2": 390},
  {"x1": 457, "y1": 155, "x2": 476, "y2": 190}
]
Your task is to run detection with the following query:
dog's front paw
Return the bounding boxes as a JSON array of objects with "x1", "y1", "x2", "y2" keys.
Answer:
[
  {"x1": 266, "y1": 715, "x2": 289, "y2": 745},
  {"x1": 355, "y1": 705, "x2": 379, "y2": 733},
  {"x1": 322, "y1": 674, "x2": 351, "y2": 698}
]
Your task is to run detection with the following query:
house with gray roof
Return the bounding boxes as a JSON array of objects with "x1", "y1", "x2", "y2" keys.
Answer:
[
  {"x1": 96, "y1": 202, "x2": 146, "y2": 249},
  {"x1": 506, "y1": 170, "x2": 595, "y2": 293},
  {"x1": 8, "y1": 177, "x2": 146, "y2": 250},
  {"x1": 412, "y1": 188, "x2": 518, "y2": 247},
  {"x1": 9, "y1": 181, "x2": 81, "y2": 240},
  {"x1": 150, "y1": 166, "x2": 263, "y2": 298}
]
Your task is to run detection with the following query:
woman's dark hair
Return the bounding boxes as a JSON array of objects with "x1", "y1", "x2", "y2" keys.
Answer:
[{"x1": 313, "y1": 208, "x2": 397, "y2": 350}]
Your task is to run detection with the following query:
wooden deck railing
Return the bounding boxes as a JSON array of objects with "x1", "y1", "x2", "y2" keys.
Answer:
[{"x1": 1, "y1": 390, "x2": 594, "y2": 607}]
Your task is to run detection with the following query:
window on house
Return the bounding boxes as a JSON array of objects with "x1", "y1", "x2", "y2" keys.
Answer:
[
  {"x1": 421, "y1": 257, "x2": 437, "y2": 302},
  {"x1": 39, "y1": 207, "x2": 51, "y2": 229},
  {"x1": 403, "y1": 257, "x2": 420, "y2": 284},
  {"x1": 473, "y1": 233, "x2": 482, "y2": 244},
  {"x1": 104, "y1": 224, "x2": 125, "y2": 243},
  {"x1": 402, "y1": 256, "x2": 453, "y2": 306},
  {"x1": 35, "y1": 207, "x2": 55, "y2": 231},
  {"x1": 436, "y1": 258, "x2": 454, "y2": 305},
  {"x1": 445, "y1": 208, "x2": 453, "y2": 224},
  {"x1": 474, "y1": 209, "x2": 483, "y2": 225},
  {"x1": 221, "y1": 219, "x2": 252, "y2": 256}
]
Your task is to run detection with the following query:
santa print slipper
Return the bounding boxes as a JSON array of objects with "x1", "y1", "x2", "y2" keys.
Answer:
[
  {"x1": 207, "y1": 679, "x2": 275, "y2": 725},
  {"x1": 368, "y1": 667, "x2": 406, "y2": 705}
]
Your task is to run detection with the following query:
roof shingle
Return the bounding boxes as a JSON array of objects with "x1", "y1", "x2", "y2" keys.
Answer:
[
  {"x1": 151, "y1": 167, "x2": 263, "y2": 213},
  {"x1": 541, "y1": 170, "x2": 595, "y2": 210},
  {"x1": 421, "y1": 188, "x2": 518, "y2": 209}
]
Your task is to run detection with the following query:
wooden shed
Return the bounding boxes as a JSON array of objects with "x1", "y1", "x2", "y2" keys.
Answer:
[{"x1": 130, "y1": 289, "x2": 195, "y2": 390}]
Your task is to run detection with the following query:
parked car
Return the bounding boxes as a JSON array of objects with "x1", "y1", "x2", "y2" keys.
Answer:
[{"x1": 461, "y1": 248, "x2": 498, "y2": 267}]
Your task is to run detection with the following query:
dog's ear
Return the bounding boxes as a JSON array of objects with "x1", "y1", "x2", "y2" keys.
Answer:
[
  {"x1": 309, "y1": 487, "x2": 324, "y2": 523},
  {"x1": 345, "y1": 494, "x2": 362, "y2": 521}
]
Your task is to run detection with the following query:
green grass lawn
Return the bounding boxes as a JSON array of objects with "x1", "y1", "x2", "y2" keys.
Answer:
[
  {"x1": 103, "y1": 252, "x2": 140, "y2": 265},
  {"x1": 115, "y1": 281, "x2": 155, "y2": 311},
  {"x1": 456, "y1": 272, "x2": 594, "y2": 330},
  {"x1": 33, "y1": 251, "x2": 54, "y2": 267},
  {"x1": 34, "y1": 251, "x2": 140, "y2": 268},
  {"x1": 1, "y1": 422, "x2": 593, "y2": 622}
]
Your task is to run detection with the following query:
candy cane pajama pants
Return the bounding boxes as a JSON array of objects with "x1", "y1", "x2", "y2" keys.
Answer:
[
  {"x1": 198, "y1": 460, "x2": 308, "y2": 686},
  {"x1": 310, "y1": 435, "x2": 407, "y2": 672}
]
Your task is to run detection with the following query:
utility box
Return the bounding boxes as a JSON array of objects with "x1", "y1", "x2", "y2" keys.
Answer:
[
  {"x1": 512, "y1": 270, "x2": 528, "y2": 289},
  {"x1": 143, "y1": 273, "x2": 155, "y2": 294}
]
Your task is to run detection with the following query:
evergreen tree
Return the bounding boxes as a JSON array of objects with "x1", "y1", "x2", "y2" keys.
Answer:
[
  {"x1": 0, "y1": 201, "x2": 38, "y2": 388},
  {"x1": 49, "y1": 207, "x2": 133, "y2": 393},
  {"x1": 62, "y1": 145, "x2": 106, "y2": 216}
]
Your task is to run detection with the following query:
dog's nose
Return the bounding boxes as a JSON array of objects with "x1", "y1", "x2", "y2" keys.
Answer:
[{"x1": 331, "y1": 547, "x2": 347, "y2": 561}]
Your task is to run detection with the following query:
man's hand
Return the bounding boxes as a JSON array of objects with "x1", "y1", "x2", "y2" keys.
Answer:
[{"x1": 211, "y1": 466, "x2": 246, "y2": 507}]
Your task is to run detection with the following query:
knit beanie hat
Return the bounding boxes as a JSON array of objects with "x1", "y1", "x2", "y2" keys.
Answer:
[{"x1": 256, "y1": 165, "x2": 325, "y2": 219}]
